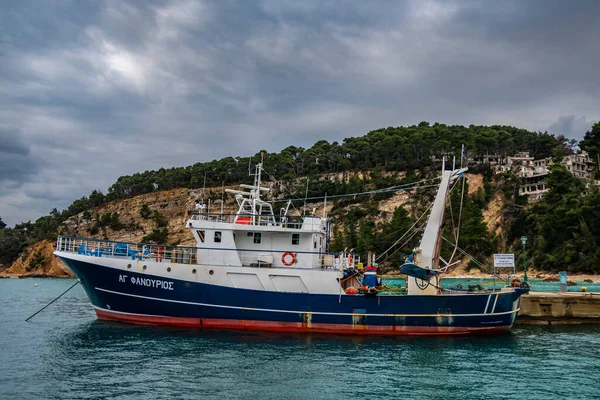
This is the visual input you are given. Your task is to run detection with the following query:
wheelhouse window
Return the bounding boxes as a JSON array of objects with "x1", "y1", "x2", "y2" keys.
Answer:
[
  {"x1": 292, "y1": 233, "x2": 300, "y2": 245},
  {"x1": 247, "y1": 232, "x2": 253, "y2": 237},
  {"x1": 253, "y1": 232, "x2": 261, "y2": 244},
  {"x1": 214, "y1": 231, "x2": 222, "y2": 243},
  {"x1": 197, "y1": 230, "x2": 205, "y2": 243}
]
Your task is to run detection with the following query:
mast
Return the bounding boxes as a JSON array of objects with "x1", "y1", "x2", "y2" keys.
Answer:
[
  {"x1": 407, "y1": 163, "x2": 467, "y2": 295},
  {"x1": 225, "y1": 152, "x2": 275, "y2": 226}
]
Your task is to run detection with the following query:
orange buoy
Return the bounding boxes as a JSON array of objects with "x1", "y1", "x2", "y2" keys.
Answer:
[{"x1": 282, "y1": 252, "x2": 295, "y2": 266}]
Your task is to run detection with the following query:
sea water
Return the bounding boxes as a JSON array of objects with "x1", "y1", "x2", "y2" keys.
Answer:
[
  {"x1": 1, "y1": 278, "x2": 599, "y2": 399},
  {"x1": 385, "y1": 277, "x2": 600, "y2": 293}
]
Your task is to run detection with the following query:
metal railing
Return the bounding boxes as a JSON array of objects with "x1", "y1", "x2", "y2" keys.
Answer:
[
  {"x1": 55, "y1": 236, "x2": 359, "y2": 270},
  {"x1": 190, "y1": 212, "x2": 323, "y2": 230}
]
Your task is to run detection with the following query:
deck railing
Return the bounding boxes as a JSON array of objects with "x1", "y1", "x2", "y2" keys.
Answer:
[
  {"x1": 55, "y1": 236, "x2": 359, "y2": 270},
  {"x1": 190, "y1": 212, "x2": 324, "y2": 230}
]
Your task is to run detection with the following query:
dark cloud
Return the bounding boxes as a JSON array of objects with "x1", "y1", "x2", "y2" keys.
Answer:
[
  {"x1": 0, "y1": 129, "x2": 39, "y2": 184},
  {"x1": 0, "y1": 0, "x2": 599, "y2": 226}
]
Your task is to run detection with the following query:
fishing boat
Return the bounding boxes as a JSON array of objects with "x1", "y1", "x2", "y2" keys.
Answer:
[{"x1": 54, "y1": 156, "x2": 529, "y2": 335}]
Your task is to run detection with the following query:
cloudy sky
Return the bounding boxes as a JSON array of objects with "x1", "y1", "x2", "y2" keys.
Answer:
[{"x1": 1, "y1": 0, "x2": 599, "y2": 226}]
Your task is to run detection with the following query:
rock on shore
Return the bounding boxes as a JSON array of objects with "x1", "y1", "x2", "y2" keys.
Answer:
[{"x1": 0, "y1": 240, "x2": 72, "y2": 278}]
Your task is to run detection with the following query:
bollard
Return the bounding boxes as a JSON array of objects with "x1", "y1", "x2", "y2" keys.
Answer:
[{"x1": 559, "y1": 271, "x2": 567, "y2": 293}]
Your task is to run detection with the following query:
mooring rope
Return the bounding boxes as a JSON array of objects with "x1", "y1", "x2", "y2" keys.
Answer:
[{"x1": 25, "y1": 280, "x2": 80, "y2": 322}]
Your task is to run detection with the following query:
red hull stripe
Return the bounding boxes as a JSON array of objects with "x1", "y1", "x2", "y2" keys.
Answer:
[{"x1": 95, "y1": 308, "x2": 512, "y2": 336}]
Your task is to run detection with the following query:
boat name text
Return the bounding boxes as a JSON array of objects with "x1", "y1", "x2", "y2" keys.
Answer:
[{"x1": 118, "y1": 275, "x2": 174, "y2": 290}]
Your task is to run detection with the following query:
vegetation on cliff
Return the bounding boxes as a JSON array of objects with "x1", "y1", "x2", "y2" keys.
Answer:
[{"x1": 511, "y1": 165, "x2": 600, "y2": 273}]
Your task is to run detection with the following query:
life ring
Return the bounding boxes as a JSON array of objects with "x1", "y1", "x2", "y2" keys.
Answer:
[
  {"x1": 348, "y1": 254, "x2": 353, "y2": 266},
  {"x1": 282, "y1": 252, "x2": 295, "y2": 266}
]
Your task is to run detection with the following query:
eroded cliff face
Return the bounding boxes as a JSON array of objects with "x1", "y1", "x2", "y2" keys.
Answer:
[
  {"x1": 1, "y1": 240, "x2": 71, "y2": 277},
  {"x1": 61, "y1": 188, "x2": 204, "y2": 246}
]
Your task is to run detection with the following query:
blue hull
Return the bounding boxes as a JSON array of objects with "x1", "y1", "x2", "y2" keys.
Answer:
[{"x1": 61, "y1": 257, "x2": 526, "y2": 335}]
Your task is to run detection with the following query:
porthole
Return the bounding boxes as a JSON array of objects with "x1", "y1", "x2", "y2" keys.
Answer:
[
  {"x1": 167, "y1": 267, "x2": 171, "y2": 272},
  {"x1": 209, "y1": 270, "x2": 214, "y2": 275},
  {"x1": 192, "y1": 269, "x2": 197, "y2": 274},
  {"x1": 127, "y1": 264, "x2": 131, "y2": 269},
  {"x1": 143, "y1": 265, "x2": 147, "y2": 270}
]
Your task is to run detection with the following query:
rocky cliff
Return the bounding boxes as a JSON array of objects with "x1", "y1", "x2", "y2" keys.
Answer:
[{"x1": 1, "y1": 240, "x2": 71, "y2": 277}]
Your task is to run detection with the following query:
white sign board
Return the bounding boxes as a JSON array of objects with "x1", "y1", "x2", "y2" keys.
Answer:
[{"x1": 493, "y1": 254, "x2": 515, "y2": 267}]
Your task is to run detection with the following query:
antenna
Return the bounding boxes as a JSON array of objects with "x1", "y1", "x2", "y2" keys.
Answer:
[
  {"x1": 221, "y1": 181, "x2": 224, "y2": 215},
  {"x1": 303, "y1": 178, "x2": 309, "y2": 216},
  {"x1": 202, "y1": 172, "x2": 207, "y2": 203}
]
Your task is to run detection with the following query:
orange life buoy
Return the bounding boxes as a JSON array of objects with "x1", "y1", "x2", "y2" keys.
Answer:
[
  {"x1": 348, "y1": 254, "x2": 353, "y2": 266},
  {"x1": 282, "y1": 252, "x2": 295, "y2": 266}
]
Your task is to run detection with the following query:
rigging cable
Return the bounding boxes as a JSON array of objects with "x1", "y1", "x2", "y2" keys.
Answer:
[
  {"x1": 447, "y1": 177, "x2": 461, "y2": 242},
  {"x1": 447, "y1": 173, "x2": 467, "y2": 265},
  {"x1": 375, "y1": 200, "x2": 435, "y2": 263},
  {"x1": 377, "y1": 224, "x2": 426, "y2": 264},
  {"x1": 262, "y1": 176, "x2": 442, "y2": 204},
  {"x1": 441, "y1": 236, "x2": 488, "y2": 271}
]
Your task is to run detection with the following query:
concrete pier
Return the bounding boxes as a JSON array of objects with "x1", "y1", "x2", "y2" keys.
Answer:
[{"x1": 518, "y1": 292, "x2": 600, "y2": 324}]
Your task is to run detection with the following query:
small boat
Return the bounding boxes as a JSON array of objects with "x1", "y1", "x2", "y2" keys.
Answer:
[{"x1": 55, "y1": 156, "x2": 528, "y2": 335}]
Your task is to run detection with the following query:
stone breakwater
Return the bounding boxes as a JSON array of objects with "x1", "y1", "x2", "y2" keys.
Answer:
[{"x1": 518, "y1": 292, "x2": 600, "y2": 324}]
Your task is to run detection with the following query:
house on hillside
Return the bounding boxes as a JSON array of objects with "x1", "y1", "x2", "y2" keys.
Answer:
[
  {"x1": 563, "y1": 151, "x2": 595, "y2": 179},
  {"x1": 496, "y1": 151, "x2": 596, "y2": 200}
]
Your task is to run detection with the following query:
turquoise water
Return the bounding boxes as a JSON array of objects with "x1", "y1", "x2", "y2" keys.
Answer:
[
  {"x1": 384, "y1": 277, "x2": 600, "y2": 293},
  {"x1": 1, "y1": 278, "x2": 599, "y2": 399}
]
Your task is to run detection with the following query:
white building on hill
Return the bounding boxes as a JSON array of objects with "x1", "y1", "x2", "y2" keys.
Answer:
[{"x1": 496, "y1": 151, "x2": 596, "y2": 200}]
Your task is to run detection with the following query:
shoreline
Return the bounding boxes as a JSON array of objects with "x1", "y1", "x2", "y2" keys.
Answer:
[{"x1": 0, "y1": 274, "x2": 73, "y2": 279}]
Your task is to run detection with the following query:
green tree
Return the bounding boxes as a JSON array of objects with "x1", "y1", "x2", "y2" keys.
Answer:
[
  {"x1": 28, "y1": 251, "x2": 46, "y2": 270},
  {"x1": 98, "y1": 212, "x2": 112, "y2": 227},
  {"x1": 376, "y1": 206, "x2": 415, "y2": 267},
  {"x1": 142, "y1": 228, "x2": 169, "y2": 244},
  {"x1": 0, "y1": 227, "x2": 28, "y2": 267},
  {"x1": 140, "y1": 204, "x2": 152, "y2": 219},
  {"x1": 109, "y1": 212, "x2": 125, "y2": 231},
  {"x1": 579, "y1": 122, "x2": 600, "y2": 177},
  {"x1": 521, "y1": 165, "x2": 593, "y2": 272},
  {"x1": 357, "y1": 219, "x2": 375, "y2": 256},
  {"x1": 88, "y1": 190, "x2": 106, "y2": 207},
  {"x1": 153, "y1": 211, "x2": 167, "y2": 228}
]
